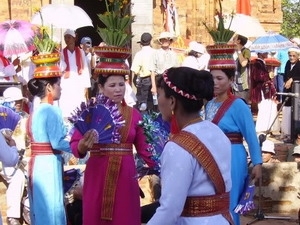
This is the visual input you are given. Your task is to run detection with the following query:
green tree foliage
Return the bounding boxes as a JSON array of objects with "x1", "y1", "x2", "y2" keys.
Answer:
[{"x1": 281, "y1": 0, "x2": 300, "y2": 38}]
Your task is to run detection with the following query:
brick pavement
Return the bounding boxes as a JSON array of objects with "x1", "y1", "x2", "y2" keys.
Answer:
[{"x1": 241, "y1": 213, "x2": 298, "y2": 225}]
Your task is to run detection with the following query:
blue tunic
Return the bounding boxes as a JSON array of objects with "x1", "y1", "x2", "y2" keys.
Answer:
[
  {"x1": 29, "y1": 103, "x2": 71, "y2": 225},
  {"x1": 206, "y1": 98, "x2": 262, "y2": 225}
]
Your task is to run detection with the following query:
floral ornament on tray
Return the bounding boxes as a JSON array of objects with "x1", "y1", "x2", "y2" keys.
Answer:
[
  {"x1": 32, "y1": 7, "x2": 59, "y2": 54},
  {"x1": 137, "y1": 112, "x2": 170, "y2": 178},
  {"x1": 203, "y1": 0, "x2": 235, "y2": 44},
  {"x1": 97, "y1": 0, "x2": 134, "y2": 47},
  {"x1": 68, "y1": 94, "x2": 125, "y2": 144}
]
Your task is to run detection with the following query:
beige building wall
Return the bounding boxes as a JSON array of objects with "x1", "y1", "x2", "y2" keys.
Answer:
[
  {"x1": 131, "y1": 0, "x2": 153, "y2": 57},
  {"x1": 0, "y1": 0, "x2": 283, "y2": 45}
]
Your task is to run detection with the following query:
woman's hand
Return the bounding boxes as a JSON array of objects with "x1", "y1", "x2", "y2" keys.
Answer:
[
  {"x1": 251, "y1": 164, "x2": 262, "y2": 184},
  {"x1": 284, "y1": 78, "x2": 293, "y2": 89},
  {"x1": 78, "y1": 129, "x2": 97, "y2": 155}
]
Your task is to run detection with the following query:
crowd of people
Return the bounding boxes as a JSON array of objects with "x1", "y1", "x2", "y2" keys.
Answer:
[{"x1": 0, "y1": 27, "x2": 299, "y2": 225}]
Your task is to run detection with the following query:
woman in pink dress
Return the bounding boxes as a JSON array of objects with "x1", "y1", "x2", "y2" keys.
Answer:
[{"x1": 70, "y1": 73, "x2": 155, "y2": 225}]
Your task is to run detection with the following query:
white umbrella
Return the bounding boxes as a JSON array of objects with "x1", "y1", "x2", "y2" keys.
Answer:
[
  {"x1": 31, "y1": 4, "x2": 93, "y2": 30},
  {"x1": 222, "y1": 13, "x2": 266, "y2": 38}
]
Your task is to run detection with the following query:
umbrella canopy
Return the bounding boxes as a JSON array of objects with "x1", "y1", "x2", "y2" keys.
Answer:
[
  {"x1": 0, "y1": 20, "x2": 35, "y2": 56},
  {"x1": 249, "y1": 31, "x2": 295, "y2": 52},
  {"x1": 31, "y1": 4, "x2": 93, "y2": 30},
  {"x1": 223, "y1": 13, "x2": 266, "y2": 38},
  {"x1": 75, "y1": 26, "x2": 102, "y2": 46}
]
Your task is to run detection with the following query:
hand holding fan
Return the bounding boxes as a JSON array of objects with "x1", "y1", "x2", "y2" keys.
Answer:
[
  {"x1": 0, "y1": 105, "x2": 21, "y2": 136},
  {"x1": 68, "y1": 94, "x2": 125, "y2": 144}
]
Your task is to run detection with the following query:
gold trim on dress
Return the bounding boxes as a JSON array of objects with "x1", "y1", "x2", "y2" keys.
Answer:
[{"x1": 99, "y1": 105, "x2": 133, "y2": 220}]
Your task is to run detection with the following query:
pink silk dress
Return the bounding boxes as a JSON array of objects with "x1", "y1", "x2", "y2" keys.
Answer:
[{"x1": 70, "y1": 105, "x2": 155, "y2": 225}]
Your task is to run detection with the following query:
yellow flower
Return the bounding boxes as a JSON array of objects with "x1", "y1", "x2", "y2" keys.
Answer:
[{"x1": 32, "y1": 7, "x2": 41, "y2": 14}]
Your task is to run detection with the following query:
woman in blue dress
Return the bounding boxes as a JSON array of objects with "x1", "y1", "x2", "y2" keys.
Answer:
[
  {"x1": 27, "y1": 75, "x2": 72, "y2": 225},
  {"x1": 205, "y1": 68, "x2": 262, "y2": 225}
]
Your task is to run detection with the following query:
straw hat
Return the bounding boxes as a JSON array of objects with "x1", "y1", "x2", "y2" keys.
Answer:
[{"x1": 157, "y1": 32, "x2": 177, "y2": 44}]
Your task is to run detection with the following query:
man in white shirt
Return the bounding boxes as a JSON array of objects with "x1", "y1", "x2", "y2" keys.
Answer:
[
  {"x1": 59, "y1": 29, "x2": 91, "y2": 118},
  {"x1": 131, "y1": 33, "x2": 155, "y2": 111}
]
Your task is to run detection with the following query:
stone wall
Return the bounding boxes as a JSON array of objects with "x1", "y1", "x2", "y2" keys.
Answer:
[
  {"x1": 0, "y1": 0, "x2": 50, "y2": 21},
  {"x1": 151, "y1": 0, "x2": 283, "y2": 45},
  {"x1": 253, "y1": 162, "x2": 300, "y2": 214}
]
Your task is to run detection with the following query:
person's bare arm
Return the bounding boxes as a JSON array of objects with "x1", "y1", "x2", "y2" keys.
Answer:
[{"x1": 150, "y1": 71, "x2": 157, "y2": 95}]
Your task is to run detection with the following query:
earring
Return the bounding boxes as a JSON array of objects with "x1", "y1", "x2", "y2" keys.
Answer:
[
  {"x1": 227, "y1": 88, "x2": 234, "y2": 97},
  {"x1": 47, "y1": 92, "x2": 54, "y2": 105},
  {"x1": 170, "y1": 110, "x2": 180, "y2": 134}
]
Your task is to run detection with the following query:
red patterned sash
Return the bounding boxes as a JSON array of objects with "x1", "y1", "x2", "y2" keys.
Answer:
[
  {"x1": 171, "y1": 130, "x2": 233, "y2": 224},
  {"x1": 212, "y1": 95, "x2": 237, "y2": 125}
]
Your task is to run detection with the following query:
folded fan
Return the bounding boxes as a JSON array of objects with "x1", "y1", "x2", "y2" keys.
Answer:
[
  {"x1": 63, "y1": 168, "x2": 82, "y2": 194},
  {"x1": 68, "y1": 94, "x2": 125, "y2": 144},
  {"x1": 234, "y1": 176, "x2": 256, "y2": 215}
]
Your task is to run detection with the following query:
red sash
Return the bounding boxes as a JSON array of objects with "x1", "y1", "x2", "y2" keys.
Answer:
[
  {"x1": 171, "y1": 131, "x2": 233, "y2": 224},
  {"x1": 63, "y1": 47, "x2": 83, "y2": 78},
  {"x1": 212, "y1": 95, "x2": 237, "y2": 125}
]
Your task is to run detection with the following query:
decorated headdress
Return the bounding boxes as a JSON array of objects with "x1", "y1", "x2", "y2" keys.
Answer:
[
  {"x1": 204, "y1": 0, "x2": 236, "y2": 70},
  {"x1": 30, "y1": 53, "x2": 61, "y2": 78},
  {"x1": 207, "y1": 44, "x2": 236, "y2": 70},
  {"x1": 93, "y1": 0, "x2": 134, "y2": 76},
  {"x1": 163, "y1": 70, "x2": 198, "y2": 100},
  {"x1": 30, "y1": 9, "x2": 61, "y2": 79}
]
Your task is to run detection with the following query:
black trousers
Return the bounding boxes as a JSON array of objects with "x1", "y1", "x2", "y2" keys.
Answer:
[{"x1": 141, "y1": 201, "x2": 160, "y2": 223}]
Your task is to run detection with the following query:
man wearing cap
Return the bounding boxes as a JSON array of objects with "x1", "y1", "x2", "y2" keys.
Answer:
[
  {"x1": 181, "y1": 41, "x2": 210, "y2": 71},
  {"x1": 80, "y1": 36, "x2": 96, "y2": 76},
  {"x1": 60, "y1": 29, "x2": 91, "y2": 118},
  {"x1": 261, "y1": 139, "x2": 280, "y2": 163},
  {"x1": 150, "y1": 32, "x2": 179, "y2": 104},
  {"x1": 292, "y1": 145, "x2": 300, "y2": 162},
  {"x1": 131, "y1": 32, "x2": 155, "y2": 111}
]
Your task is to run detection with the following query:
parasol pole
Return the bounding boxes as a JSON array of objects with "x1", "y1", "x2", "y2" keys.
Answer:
[{"x1": 8, "y1": 0, "x2": 12, "y2": 20}]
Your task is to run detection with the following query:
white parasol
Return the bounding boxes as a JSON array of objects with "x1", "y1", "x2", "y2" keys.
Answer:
[
  {"x1": 31, "y1": 4, "x2": 93, "y2": 30},
  {"x1": 222, "y1": 13, "x2": 266, "y2": 38}
]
